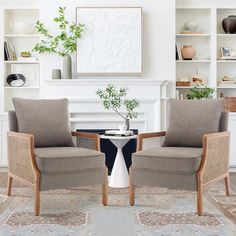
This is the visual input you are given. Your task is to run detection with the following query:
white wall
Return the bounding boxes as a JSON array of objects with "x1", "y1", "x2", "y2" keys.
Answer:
[
  {"x1": 177, "y1": 0, "x2": 236, "y2": 8},
  {"x1": 0, "y1": 0, "x2": 38, "y2": 7},
  {"x1": 39, "y1": 0, "x2": 175, "y2": 85}
]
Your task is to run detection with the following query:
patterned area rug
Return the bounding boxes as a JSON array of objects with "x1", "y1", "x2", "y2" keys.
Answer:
[{"x1": 0, "y1": 185, "x2": 236, "y2": 235}]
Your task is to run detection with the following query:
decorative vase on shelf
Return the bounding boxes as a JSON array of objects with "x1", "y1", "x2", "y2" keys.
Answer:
[
  {"x1": 222, "y1": 15, "x2": 236, "y2": 34},
  {"x1": 181, "y1": 45, "x2": 196, "y2": 60},
  {"x1": 63, "y1": 55, "x2": 72, "y2": 79}
]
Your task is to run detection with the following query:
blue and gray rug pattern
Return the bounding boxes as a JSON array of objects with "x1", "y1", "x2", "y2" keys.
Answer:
[{"x1": 0, "y1": 186, "x2": 235, "y2": 235}]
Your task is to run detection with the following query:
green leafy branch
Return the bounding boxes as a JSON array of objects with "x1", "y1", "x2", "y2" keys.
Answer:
[
  {"x1": 187, "y1": 86, "x2": 215, "y2": 100},
  {"x1": 33, "y1": 7, "x2": 85, "y2": 57},
  {"x1": 96, "y1": 84, "x2": 140, "y2": 120}
]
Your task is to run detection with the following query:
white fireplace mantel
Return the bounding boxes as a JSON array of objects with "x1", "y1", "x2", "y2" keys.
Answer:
[{"x1": 44, "y1": 79, "x2": 170, "y2": 133}]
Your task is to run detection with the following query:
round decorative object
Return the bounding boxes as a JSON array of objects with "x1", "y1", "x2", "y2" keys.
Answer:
[
  {"x1": 222, "y1": 15, "x2": 236, "y2": 34},
  {"x1": 20, "y1": 51, "x2": 31, "y2": 57},
  {"x1": 12, "y1": 22, "x2": 34, "y2": 35},
  {"x1": 52, "y1": 69, "x2": 62, "y2": 79},
  {"x1": 6, "y1": 74, "x2": 26, "y2": 87},
  {"x1": 181, "y1": 45, "x2": 196, "y2": 60},
  {"x1": 183, "y1": 21, "x2": 199, "y2": 32}
]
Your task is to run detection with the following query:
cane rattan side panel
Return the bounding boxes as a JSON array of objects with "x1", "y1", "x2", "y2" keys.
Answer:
[
  {"x1": 76, "y1": 136, "x2": 97, "y2": 150},
  {"x1": 7, "y1": 134, "x2": 34, "y2": 184},
  {"x1": 202, "y1": 133, "x2": 230, "y2": 185}
]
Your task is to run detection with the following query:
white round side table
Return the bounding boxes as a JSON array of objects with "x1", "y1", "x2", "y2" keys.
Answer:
[{"x1": 100, "y1": 135, "x2": 137, "y2": 188}]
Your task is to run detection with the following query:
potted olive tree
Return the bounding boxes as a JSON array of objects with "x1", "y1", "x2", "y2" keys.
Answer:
[
  {"x1": 96, "y1": 84, "x2": 140, "y2": 130},
  {"x1": 33, "y1": 7, "x2": 84, "y2": 79}
]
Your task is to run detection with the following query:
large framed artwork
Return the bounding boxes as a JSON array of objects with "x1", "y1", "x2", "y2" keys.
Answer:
[{"x1": 76, "y1": 7, "x2": 142, "y2": 75}]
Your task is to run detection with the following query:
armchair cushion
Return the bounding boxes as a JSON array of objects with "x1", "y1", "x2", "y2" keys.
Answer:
[
  {"x1": 12, "y1": 98, "x2": 73, "y2": 147},
  {"x1": 35, "y1": 147, "x2": 105, "y2": 174},
  {"x1": 132, "y1": 147, "x2": 202, "y2": 174},
  {"x1": 163, "y1": 99, "x2": 224, "y2": 147}
]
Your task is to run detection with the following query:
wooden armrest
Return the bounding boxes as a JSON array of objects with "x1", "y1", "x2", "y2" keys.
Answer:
[
  {"x1": 7, "y1": 132, "x2": 39, "y2": 185},
  {"x1": 8, "y1": 131, "x2": 34, "y2": 140},
  {"x1": 71, "y1": 131, "x2": 101, "y2": 151},
  {"x1": 198, "y1": 131, "x2": 230, "y2": 185},
  {"x1": 137, "y1": 131, "x2": 166, "y2": 151}
]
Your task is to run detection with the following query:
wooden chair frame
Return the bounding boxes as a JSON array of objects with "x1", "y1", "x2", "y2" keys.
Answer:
[
  {"x1": 7, "y1": 131, "x2": 108, "y2": 216},
  {"x1": 129, "y1": 131, "x2": 230, "y2": 216}
]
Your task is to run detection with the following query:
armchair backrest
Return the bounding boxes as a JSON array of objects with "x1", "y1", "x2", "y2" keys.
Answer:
[
  {"x1": 219, "y1": 111, "x2": 228, "y2": 132},
  {"x1": 8, "y1": 110, "x2": 18, "y2": 132},
  {"x1": 163, "y1": 99, "x2": 227, "y2": 147},
  {"x1": 9, "y1": 98, "x2": 74, "y2": 148}
]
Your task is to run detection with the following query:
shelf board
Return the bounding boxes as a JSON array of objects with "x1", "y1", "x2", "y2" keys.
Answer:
[
  {"x1": 4, "y1": 34, "x2": 39, "y2": 37},
  {"x1": 176, "y1": 86, "x2": 193, "y2": 89},
  {"x1": 217, "y1": 60, "x2": 236, "y2": 63},
  {"x1": 217, "y1": 34, "x2": 236, "y2": 37},
  {"x1": 176, "y1": 34, "x2": 211, "y2": 37},
  {"x1": 176, "y1": 60, "x2": 211, "y2": 63},
  {"x1": 4, "y1": 61, "x2": 39, "y2": 64},
  {"x1": 217, "y1": 85, "x2": 236, "y2": 89},
  {"x1": 4, "y1": 86, "x2": 40, "y2": 89},
  {"x1": 176, "y1": 86, "x2": 210, "y2": 89}
]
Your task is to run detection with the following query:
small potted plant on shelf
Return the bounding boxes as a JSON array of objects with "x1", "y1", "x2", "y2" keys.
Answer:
[
  {"x1": 187, "y1": 86, "x2": 215, "y2": 100},
  {"x1": 96, "y1": 84, "x2": 140, "y2": 130},
  {"x1": 33, "y1": 7, "x2": 85, "y2": 79}
]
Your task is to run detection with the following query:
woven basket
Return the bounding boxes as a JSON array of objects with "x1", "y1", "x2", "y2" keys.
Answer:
[{"x1": 223, "y1": 97, "x2": 236, "y2": 112}]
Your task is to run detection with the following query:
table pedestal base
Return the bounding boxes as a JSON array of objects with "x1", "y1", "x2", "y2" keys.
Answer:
[{"x1": 109, "y1": 139, "x2": 129, "y2": 188}]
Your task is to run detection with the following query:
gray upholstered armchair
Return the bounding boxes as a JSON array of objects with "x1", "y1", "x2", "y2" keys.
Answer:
[
  {"x1": 7, "y1": 98, "x2": 108, "y2": 216},
  {"x1": 129, "y1": 99, "x2": 230, "y2": 216}
]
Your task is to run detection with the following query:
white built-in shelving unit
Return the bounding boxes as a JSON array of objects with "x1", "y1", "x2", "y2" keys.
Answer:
[
  {"x1": 176, "y1": 6, "x2": 236, "y2": 99},
  {"x1": 0, "y1": 8, "x2": 40, "y2": 112}
]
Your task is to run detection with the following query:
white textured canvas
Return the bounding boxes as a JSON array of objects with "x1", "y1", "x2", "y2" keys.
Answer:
[{"x1": 76, "y1": 7, "x2": 142, "y2": 74}]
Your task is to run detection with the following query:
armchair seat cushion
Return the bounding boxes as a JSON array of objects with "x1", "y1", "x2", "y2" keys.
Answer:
[
  {"x1": 35, "y1": 147, "x2": 105, "y2": 174},
  {"x1": 132, "y1": 147, "x2": 202, "y2": 174}
]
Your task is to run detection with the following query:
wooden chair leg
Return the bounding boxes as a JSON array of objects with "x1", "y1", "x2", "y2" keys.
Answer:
[
  {"x1": 225, "y1": 175, "x2": 230, "y2": 196},
  {"x1": 102, "y1": 184, "x2": 108, "y2": 206},
  {"x1": 129, "y1": 185, "x2": 135, "y2": 206},
  {"x1": 129, "y1": 167, "x2": 135, "y2": 206},
  {"x1": 197, "y1": 175, "x2": 203, "y2": 216},
  {"x1": 7, "y1": 175, "x2": 13, "y2": 196},
  {"x1": 102, "y1": 168, "x2": 108, "y2": 206},
  {"x1": 34, "y1": 176, "x2": 40, "y2": 216}
]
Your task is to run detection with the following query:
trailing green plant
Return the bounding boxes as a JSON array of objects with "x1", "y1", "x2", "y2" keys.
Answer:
[
  {"x1": 33, "y1": 7, "x2": 84, "y2": 57},
  {"x1": 96, "y1": 84, "x2": 140, "y2": 120},
  {"x1": 187, "y1": 86, "x2": 215, "y2": 100}
]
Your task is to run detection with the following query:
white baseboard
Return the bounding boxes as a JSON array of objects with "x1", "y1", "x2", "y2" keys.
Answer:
[
  {"x1": 0, "y1": 167, "x2": 8, "y2": 172},
  {"x1": 229, "y1": 167, "x2": 236, "y2": 173}
]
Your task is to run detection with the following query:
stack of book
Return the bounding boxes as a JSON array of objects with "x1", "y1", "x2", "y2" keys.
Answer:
[
  {"x1": 105, "y1": 130, "x2": 134, "y2": 137},
  {"x1": 4, "y1": 42, "x2": 16, "y2": 61}
]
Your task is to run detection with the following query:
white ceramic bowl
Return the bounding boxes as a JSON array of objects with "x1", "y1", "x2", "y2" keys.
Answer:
[{"x1": 12, "y1": 22, "x2": 34, "y2": 35}]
